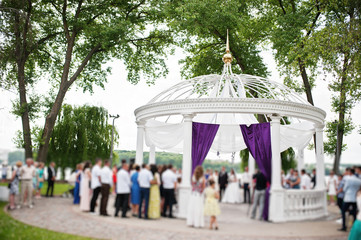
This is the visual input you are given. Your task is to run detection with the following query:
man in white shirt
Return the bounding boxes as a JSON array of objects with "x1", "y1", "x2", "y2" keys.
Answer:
[
  {"x1": 114, "y1": 162, "x2": 131, "y2": 218},
  {"x1": 300, "y1": 169, "x2": 311, "y2": 190},
  {"x1": 242, "y1": 166, "x2": 251, "y2": 204},
  {"x1": 339, "y1": 168, "x2": 361, "y2": 231},
  {"x1": 138, "y1": 163, "x2": 154, "y2": 219},
  {"x1": 90, "y1": 158, "x2": 102, "y2": 213},
  {"x1": 100, "y1": 160, "x2": 112, "y2": 216},
  {"x1": 20, "y1": 158, "x2": 36, "y2": 208},
  {"x1": 284, "y1": 168, "x2": 294, "y2": 189},
  {"x1": 162, "y1": 164, "x2": 177, "y2": 218}
]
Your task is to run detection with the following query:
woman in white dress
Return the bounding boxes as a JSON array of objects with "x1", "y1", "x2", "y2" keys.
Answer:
[
  {"x1": 212, "y1": 170, "x2": 219, "y2": 192},
  {"x1": 80, "y1": 161, "x2": 92, "y2": 211},
  {"x1": 187, "y1": 166, "x2": 206, "y2": 228},
  {"x1": 327, "y1": 170, "x2": 337, "y2": 205},
  {"x1": 222, "y1": 169, "x2": 241, "y2": 204}
]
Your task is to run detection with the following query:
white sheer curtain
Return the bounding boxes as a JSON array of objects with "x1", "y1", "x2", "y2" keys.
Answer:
[
  {"x1": 280, "y1": 122, "x2": 315, "y2": 152},
  {"x1": 145, "y1": 120, "x2": 184, "y2": 152},
  {"x1": 210, "y1": 125, "x2": 247, "y2": 153},
  {"x1": 144, "y1": 120, "x2": 315, "y2": 154}
]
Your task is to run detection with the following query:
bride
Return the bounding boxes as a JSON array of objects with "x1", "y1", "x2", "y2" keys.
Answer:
[{"x1": 221, "y1": 169, "x2": 241, "y2": 203}]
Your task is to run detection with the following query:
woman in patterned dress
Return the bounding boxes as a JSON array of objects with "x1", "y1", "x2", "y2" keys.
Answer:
[
  {"x1": 8, "y1": 161, "x2": 22, "y2": 210},
  {"x1": 186, "y1": 166, "x2": 206, "y2": 228},
  {"x1": 35, "y1": 162, "x2": 45, "y2": 198}
]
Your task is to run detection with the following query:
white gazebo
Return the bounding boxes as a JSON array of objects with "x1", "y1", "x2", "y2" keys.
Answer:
[{"x1": 134, "y1": 36, "x2": 327, "y2": 222}]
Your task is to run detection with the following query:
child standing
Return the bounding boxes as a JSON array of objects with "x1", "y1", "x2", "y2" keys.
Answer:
[{"x1": 204, "y1": 179, "x2": 221, "y2": 230}]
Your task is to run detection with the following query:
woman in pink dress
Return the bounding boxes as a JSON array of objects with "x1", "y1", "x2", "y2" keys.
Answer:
[{"x1": 80, "y1": 161, "x2": 92, "y2": 211}]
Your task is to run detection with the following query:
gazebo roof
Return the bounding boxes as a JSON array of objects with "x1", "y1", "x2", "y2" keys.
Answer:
[
  {"x1": 148, "y1": 71, "x2": 310, "y2": 106},
  {"x1": 135, "y1": 32, "x2": 325, "y2": 125}
]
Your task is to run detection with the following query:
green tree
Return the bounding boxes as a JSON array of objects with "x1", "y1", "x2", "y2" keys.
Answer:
[
  {"x1": 0, "y1": 0, "x2": 42, "y2": 159},
  {"x1": 165, "y1": 0, "x2": 270, "y2": 78},
  {"x1": 281, "y1": 147, "x2": 297, "y2": 173},
  {"x1": 267, "y1": 0, "x2": 323, "y2": 105},
  {"x1": 1, "y1": 0, "x2": 173, "y2": 163},
  {"x1": 115, "y1": 150, "x2": 239, "y2": 172},
  {"x1": 47, "y1": 104, "x2": 118, "y2": 178},
  {"x1": 265, "y1": 0, "x2": 327, "y2": 150},
  {"x1": 311, "y1": 0, "x2": 361, "y2": 173},
  {"x1": 239, "y1": 149, "x2": 249, "y2": 172}
]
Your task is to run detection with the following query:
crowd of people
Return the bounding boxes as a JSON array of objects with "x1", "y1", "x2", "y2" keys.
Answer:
[
  {"x1": 7, "y1": 158, "x2": 57, "y2": 210},
  {"x1": 73, "y1": 158, "x2": 182, "y2": 220},
  {"x1": 332, "y1": 167, "x2": 361, "y2": 237},
  {"x1": 69, "y1": 160, "x2": 256, "y2": 230},
  {"x1": 281, "y1": 168, "x2": 314, "y2": 190},
  {"x1": 4, "y1": 158, "x2": 361, "y2": 237}
]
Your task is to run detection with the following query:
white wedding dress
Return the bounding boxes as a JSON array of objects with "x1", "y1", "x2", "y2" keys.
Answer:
[{"x1": 221, "y1": 174, "x2": 242, "y2": 203}]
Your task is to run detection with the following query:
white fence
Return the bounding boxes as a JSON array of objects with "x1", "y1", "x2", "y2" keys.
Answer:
[{"x1": 283, "y1": 189, "x2": 327, "y2": 221}]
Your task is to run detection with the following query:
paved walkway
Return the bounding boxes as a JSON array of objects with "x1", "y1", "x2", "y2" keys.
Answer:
[{"x1": 8, "y1": 196, "x2": 348, "y2": 240}]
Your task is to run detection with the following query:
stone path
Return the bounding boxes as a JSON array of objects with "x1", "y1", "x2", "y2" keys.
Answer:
[{"x1": 8, "y1": 196, "x2": 348, "y2": 240}]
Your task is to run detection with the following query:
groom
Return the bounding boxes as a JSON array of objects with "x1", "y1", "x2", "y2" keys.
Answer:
[{"x1": 218, "y1": 166, "x2": 228, "y2": 202}]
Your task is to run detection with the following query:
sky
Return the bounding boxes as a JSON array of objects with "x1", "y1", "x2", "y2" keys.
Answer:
[{"x1": 0, "y1": 47, "x2": 360, "y2": 165}]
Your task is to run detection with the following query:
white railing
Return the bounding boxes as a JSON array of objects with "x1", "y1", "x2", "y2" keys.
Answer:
[{"x1": 283, "y1": 189, "x2": 327, "y2": 221}]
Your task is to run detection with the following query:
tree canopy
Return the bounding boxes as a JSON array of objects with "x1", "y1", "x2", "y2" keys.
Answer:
[
  {"x1": 48, "y1": 104, "x2": 118, "y2": 178},
  {"x1": 1, "y1": 0, "x2": 173, "y2": 163},
  {"x1": 310, "y1": 0, "x2": 361, "y2": 173},
  {"x1": 165, "y1": 0, "x2": 270, "y2": 78}
]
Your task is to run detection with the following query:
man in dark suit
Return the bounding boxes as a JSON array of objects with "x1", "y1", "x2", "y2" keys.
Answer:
[
  {"x1": 46, "y1": 162, "x2": 56, "y2": 197},
  {"x1": 218, "y1": 166, "x2": 228, "y2": 202}
]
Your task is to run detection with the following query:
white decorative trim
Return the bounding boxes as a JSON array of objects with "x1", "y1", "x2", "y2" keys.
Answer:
[{"x1": 135, "y1": 98, "x2": 326, "y2": 124}]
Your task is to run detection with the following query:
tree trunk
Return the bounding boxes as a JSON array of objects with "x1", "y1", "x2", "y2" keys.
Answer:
[
  {"x1": 297, "y1": 58, "x2": 314, "y2": 106},
  {"x1": 333, "y1": 55, "x2": 348, "y2": 175},
  {"x1": 37, "y1": 83, "x2": 70, "y2": 163},
  {"x1": 18, "y1": 64, "x2": 33, "y2": 159},
  {"x1": 14, "y1": 9, "x2": 33, "y2": 159},
  {"x1": 36, "y1": 37, "x2": 100, "y2": 163},
  {"x1": 297, "y1": 57, "x2": 317, "y2": 151}
]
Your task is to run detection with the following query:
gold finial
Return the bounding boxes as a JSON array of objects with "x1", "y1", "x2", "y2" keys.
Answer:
[
  {"x1": 226, "y1": 29, "x2": 230, "y2": 53},
  {"x1": 223, "y1": 29, "x2": 232, "y2": 64}
]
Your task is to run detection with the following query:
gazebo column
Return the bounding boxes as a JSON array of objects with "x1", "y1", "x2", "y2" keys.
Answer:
[
  {"x1": 135, "y1": 121, "x2": 145, "y2": 165},
  {"x1": 249, "y1": 154, "x2": 255, "y2": 175},
  {"x1": 314, "y1": 124, "x2": 328, "y2": 216},
  {"x1": 315, "y1": 124, "x2": 326, "y2": 190},
  {"x1": 149, "y1": 145, "x2": 156, "y2": 165},
  {"x1": 178, "y1": 113, "x2": 194, "y2": 218},
  {"x1": 297, "y1": 148, "x2": 305, "y2": 173},
  {"x1": 248, "y1": 154, "x2": 255, "y2": 195},
  {"x1": 269, "y1": 114, "x2": 285, "y2": 222}
]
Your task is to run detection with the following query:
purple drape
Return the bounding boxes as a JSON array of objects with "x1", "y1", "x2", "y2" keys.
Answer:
[
  {"x1": 192, "y1": 122, "x2": 220, "y2": 174},
  {"x1": 240, "y1": 122, "x2": 272, "y2": 221}
]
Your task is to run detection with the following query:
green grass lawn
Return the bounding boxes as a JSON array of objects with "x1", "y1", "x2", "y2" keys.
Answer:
[
  {"x1": 0, "y1": 182, "x2": 71, "y2": 196},
  {"x1": 40, "y1": 182, "x2": 71, "y2": 196},
  {"x1": 0, "y1": 202, "x2": 95, "y2": 240}
]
